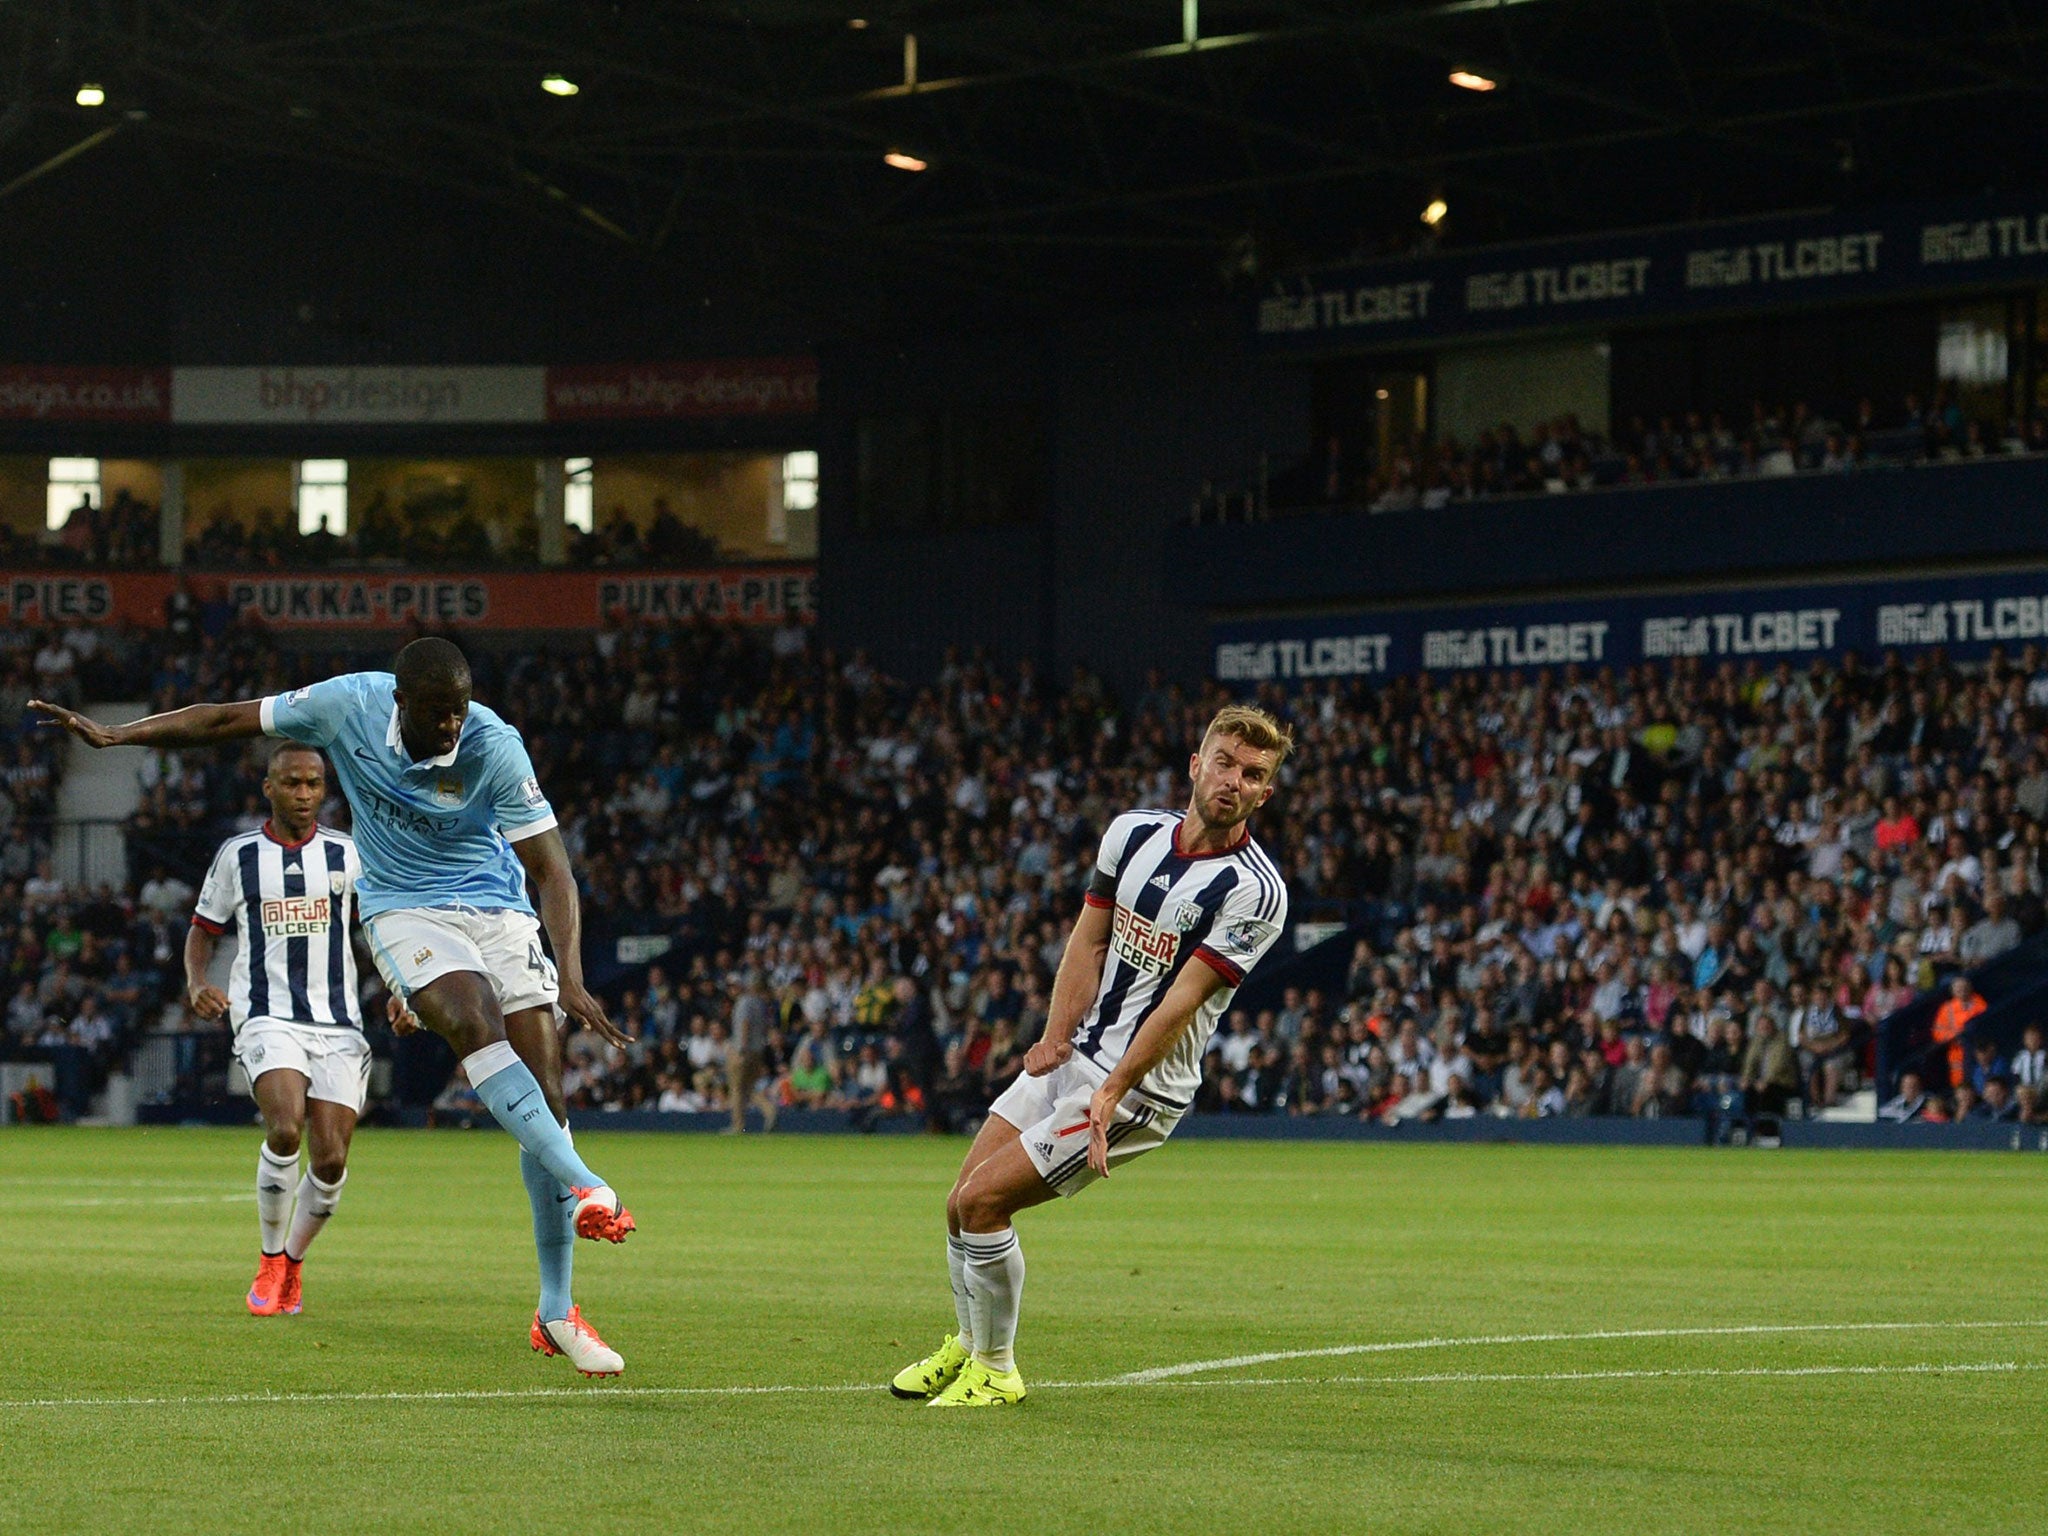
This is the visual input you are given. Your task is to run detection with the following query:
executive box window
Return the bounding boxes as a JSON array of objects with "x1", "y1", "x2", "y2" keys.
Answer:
[{"x1": 46, "y1": 457, "x2": 100, "y2": 530}]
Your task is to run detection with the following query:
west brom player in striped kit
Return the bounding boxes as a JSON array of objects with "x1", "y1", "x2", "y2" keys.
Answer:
[
  {"x1": 893, "y1": 704, "x2": 1293, "y2": 1407},
  {"x1": 186, "y1": 742, "x2": 366, "y2": 1317},
  {"x1": 35, "y1": 637, "x2": 638, "y2": 1377}
]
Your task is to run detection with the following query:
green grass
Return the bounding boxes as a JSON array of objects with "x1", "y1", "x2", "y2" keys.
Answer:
[{"x1": 1, "y1": 1128, "x2": 2045, "y2": 1534}]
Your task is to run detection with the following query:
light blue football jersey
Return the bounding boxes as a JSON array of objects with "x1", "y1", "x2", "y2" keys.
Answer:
[{"x1": 261, "y1": 671, "x2": 555, "y2": 919}]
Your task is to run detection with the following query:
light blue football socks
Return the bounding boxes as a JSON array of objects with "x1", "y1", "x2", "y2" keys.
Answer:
[
  {"x1": 521, "y1": 1145, "x2": 578, "y2": 1323},
  {"x1": 464, "y1": 1041, "x2": 604, "y2": 1192}
]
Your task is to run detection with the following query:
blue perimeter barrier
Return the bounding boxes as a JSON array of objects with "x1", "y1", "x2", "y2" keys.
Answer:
[{"x1": 374, "y1": 1105, "x2": 2048, "y2": 1153}]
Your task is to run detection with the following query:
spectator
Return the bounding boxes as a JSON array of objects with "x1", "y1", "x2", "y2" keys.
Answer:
[
  {"x1": 1632, "y1": 1041, "x2": 1689, "y2": 1117},
  {"x1": 1878, "y1": 1070, "x2": 1930, "y2": 1123},
  {"x1": 726, "y1": 970, "x2": 778, "y2": 1135},
  {"x1": 1740, "y1": 1015, "x2": 1799, "y2": 1116},
  {"x1": 1929, "y1": 976, "x2": 1988, "y2": 1091},
  {"x1": 1960, "y1": 892, "x2": 2021, "y2": 965},
  {"x1": 2010, "y1": 1024, "x2": 2048, "y2": 1092}
]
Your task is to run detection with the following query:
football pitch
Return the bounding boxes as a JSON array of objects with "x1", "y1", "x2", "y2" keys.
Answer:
[{"x1": 1, "y1": 1129, "x2": 2043, "y2": 1534}]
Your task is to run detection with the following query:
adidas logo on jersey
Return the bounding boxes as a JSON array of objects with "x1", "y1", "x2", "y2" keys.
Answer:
[
  {"x1": 1035, "y1": 1141, "x2": 1055, "y2": 1157},
  {"x1": 1149, "y1": 875, "x2": 1171, "y2": 890}
]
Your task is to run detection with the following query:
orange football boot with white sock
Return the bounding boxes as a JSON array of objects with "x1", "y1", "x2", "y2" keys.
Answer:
[{"x1": 247, "y1": 1253, "x2": 289, "y2": 1316}]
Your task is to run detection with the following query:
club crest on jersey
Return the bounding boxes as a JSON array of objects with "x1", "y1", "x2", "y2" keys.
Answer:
[
  {"x1": 433, "y1": 777, "x2": 463, "y2": 808},
  {"x1": 328, "y1": 870, "x2": 346, "y2": 897},
  {"x1": 1171, "y1": 899, "x2": 1205, "y2": 932},
  {"x1": 413, "y1": 947, "x2": 433, "y2": 967},
  {"x1": 1110, "y1": 903, "x2": 1178, "y2": 975}
]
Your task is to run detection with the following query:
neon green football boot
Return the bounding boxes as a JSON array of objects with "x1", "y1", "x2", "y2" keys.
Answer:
[
  {"x1": 890, "y1": 1333, "x2": 970, "y2": 1400},
  {"x1": 927, "y1": 1356, "x2": 1026, "y2": 1408}
]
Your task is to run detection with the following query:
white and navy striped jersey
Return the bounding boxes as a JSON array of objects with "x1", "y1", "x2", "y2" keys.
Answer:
[
  {"x1": 1072, "y1": 808, "x2": 1288, "y2": 1109},
  {"x1": 193, "y1": 824, "x2": 363, "y2": 1032}
]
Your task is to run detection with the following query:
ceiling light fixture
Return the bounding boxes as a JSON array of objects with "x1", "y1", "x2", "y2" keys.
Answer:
[
  {"x1": 1421, "y1": 198, "x2": 1449, "y2": 227},
  {"x1": 541, "y1": 75, "x2": 579, "y2": 97},
  {"x1": 1448, "y1": 69, "x2": 1497, "y2": 92},
  {"x1": 884, "y1": 151, "x2": 927, "y2": 172},
  {"x1": 848, "y1": 17, "x2": 868, "y2": 28},
  {"x1": 75, "y1": 84, "x2": 106, "y2": 107}
]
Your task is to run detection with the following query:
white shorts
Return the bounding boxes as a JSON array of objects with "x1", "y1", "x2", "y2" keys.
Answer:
[
  {"x1": 361, "y1": 906, "x2": 559, "y2": 1017},
  {"x1": 990, "y1": 1058, "x2": 1182, "y2": 1198},
  {"x1": 236, "y1": 1019, "x2": 372, "y2": 1114}
]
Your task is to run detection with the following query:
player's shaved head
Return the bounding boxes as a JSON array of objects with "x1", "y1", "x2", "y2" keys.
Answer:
[
  {"x1": 268, "y1": 739, "x2": 324, "y2": 771},
  {"x1": 394, "y1": 637, "x2": 471, "y2": 696},
  {"x1": 393, "y1": 637, "x2": 473, "y2": 762}
]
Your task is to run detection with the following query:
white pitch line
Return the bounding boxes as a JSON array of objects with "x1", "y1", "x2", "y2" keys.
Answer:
[
  {"x1": 0, "y1": 1358, "x2": 2033, "y2": 1413},
  {"x1": 1112, "y1": 1318, "x2": 2048, "y2": 1382},
  {"x1": 3, "y1": 1193, "x2": 254, "y2": 1210},
  {"x1": 0, "y1": 1178, "x2": 241, "y2": 1190},
  {"x1": 1, "y1": 1321, "x2": 2042, "y2": 1413},
  {"x1": 1155, "y1": 1360, "x2": 2037, "y2": 1389}
]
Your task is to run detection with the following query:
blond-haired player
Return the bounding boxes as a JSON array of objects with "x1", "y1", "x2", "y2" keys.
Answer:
[{"x1": 892, "y1": 704, "x2": 1293, "y2": 1406}]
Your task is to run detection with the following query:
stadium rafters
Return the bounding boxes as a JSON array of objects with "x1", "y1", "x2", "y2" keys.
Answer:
[{"x1": 1, "y1": 0, "x2": 2044, "y2": 334}]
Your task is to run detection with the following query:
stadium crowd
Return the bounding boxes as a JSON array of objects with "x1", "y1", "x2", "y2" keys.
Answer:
[
  {"x1": 475, "y1": 629, "x2": 2048, "y2": 1128},
  {"x1": 7, "y1": 486, "x2": 726, "y2": 571},
  {"x1": 9, "y1": 610, "x2": 2048, "y2": 1132},
  {"x1": 0, "y1": 643, "x2": 174, "y2": 1121},
  {"x1": 1212, "y1": 390, "x2": 2048, "y2": 522}
]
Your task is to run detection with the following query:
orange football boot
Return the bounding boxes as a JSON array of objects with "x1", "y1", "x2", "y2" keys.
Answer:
[
  {"x1": 531, "y1": 1306, "x2": 624, "y2": 1376},
  {"x1": 570, "y1": 1186, "x2": 637, "y2": 1243},
  {"x1": 247, "y1": 1253, "x2": 289, "y2": 1316},
  {"x1": 277, "y1": 1257, "x2": 304, "y2": 1316}
]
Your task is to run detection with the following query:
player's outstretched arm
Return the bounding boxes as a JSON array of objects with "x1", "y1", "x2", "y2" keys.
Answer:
[
  {"x1": 513, "y1": 824, "x2": 632, "y2": 1049},
  {"x1": 1084, "y1": 964, "x2": 1228, "y2": 1177},
  {"x1": 32, "y1": 698, "x2": 265, "y2": 751},
  {"x1": 1025, "y1": 897, "x2": 1112, "y2": 1076}
]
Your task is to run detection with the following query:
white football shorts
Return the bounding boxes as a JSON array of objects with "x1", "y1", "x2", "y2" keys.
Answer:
[
  {"x1": 989, "y1": 1057, "x2": 1182, "y2": 1198},
  {"x1": 236, "y1": 1019, "x2": 372, "y2": 1114},
  {"x1": 361, "y1": 905, "x2": 560, "y2": 1017}
]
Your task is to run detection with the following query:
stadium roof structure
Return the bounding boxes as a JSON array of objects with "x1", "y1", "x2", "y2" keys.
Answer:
[{"x1": 4, "y1": 0, "x2": 2047, "y2": 337}]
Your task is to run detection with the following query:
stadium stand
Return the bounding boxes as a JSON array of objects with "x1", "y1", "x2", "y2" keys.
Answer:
[
  {"x1": 9, "y1": 612, "x2": 2046, "y2": 1135},
  {"x1": 1, "y1": 485, "x2": 723, "y2": 570},
  {"x1": 1217, "y1": 391, "x2": 2048, "y2": 523}
]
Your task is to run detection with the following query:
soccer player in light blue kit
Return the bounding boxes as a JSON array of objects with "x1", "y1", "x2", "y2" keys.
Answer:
[{"x1": 36, "y1": 637, "x2": 638, "y2": 1376}]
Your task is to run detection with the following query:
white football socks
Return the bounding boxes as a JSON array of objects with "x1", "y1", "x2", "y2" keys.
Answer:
[
  {"x1": 946, "y1": 1234, "x2": 975, "y2": 1351},
  {"x1": 257, "y1": 1144, "x2": 298, "y2": 1254},
  {"x1": 957, "y1": 1227, "x2": 1025, "y2": 1373},
  {"x1": 284, "y1": 1169, "x2": 346, "y2": 1262}
]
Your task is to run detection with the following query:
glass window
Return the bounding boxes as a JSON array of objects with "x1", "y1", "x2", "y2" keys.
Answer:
[
  {"x1": 564, "y1": 458, "x2": 594, "y2": 534},
  {"x1": 1938, "y1": 299, "x2": 2015, "y2": 445},
  {"x1": 774, "y1": 450, "x2": 818, "y2": 547},
  {"x1": 295, "y1": 459, "x2": 348, "y2": 537},
  {"x1": 46, "y1": 457, "x2": 100, "y2": 531},
  {"x1": 1937, "y1": 318, "x2": 2008, "y2": 387},
  {"x1": 780, "y1": 450, "x2": 819, "y2": 511}
]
